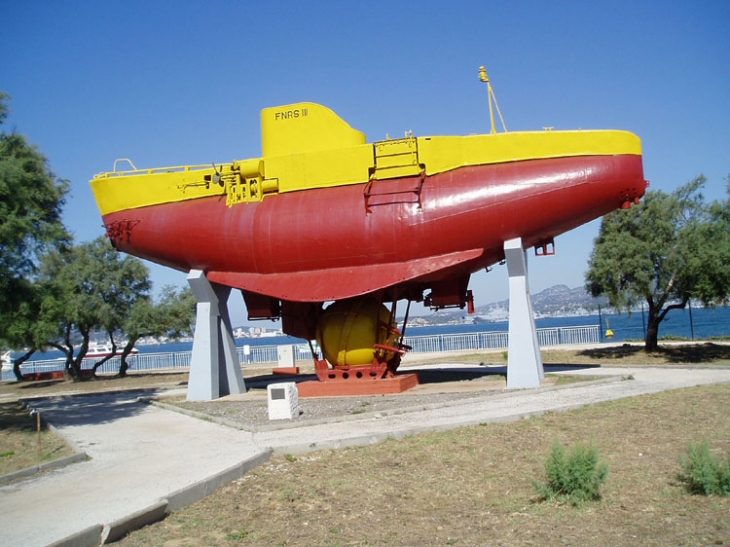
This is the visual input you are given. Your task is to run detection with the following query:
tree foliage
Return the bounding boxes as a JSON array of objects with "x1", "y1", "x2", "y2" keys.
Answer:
[
  {"x1": 0, "y1": 93, "x2": 69, "y2": 345},
  {"x1": 686, "y1": 192, "x2": 730, "y2": 304},
  {"x1": 3, "y1": 280, "x2": 64, "y2": 379},
  {"x1": 39, "y1": 237, "x2": 151, "y2": 379},
  {"x1": 116, "y1": 285, "x2": 196, "y2": 376},
  {"x1": 586, "y1": 176, "x2": 730, "y2": 350},
  {"x1": 7, "y1": 236, "x2": 195, "y2": 380},
  {"x1": 0, "y1": 91, "x2": 10, "y2": 124},
  {"x1": 0, "y1": 94, "x2": 195, "y2": 381}
]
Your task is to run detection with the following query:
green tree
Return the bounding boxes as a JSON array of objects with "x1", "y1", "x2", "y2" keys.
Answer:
[
  {"x1": 3, "y1": 279, "x2": 64, "y2": 380},
  {"x1": 0, "y1": 92, "x2": 69, "y2": 354},
  {"x1": 0, "y1": 92, "x2": 9, "y2": 123},
  {"x1": 40, "y1": 238, "x2": 151, "y2": 380},
  {"x1": 86, "y1": 239, "x2": 151, "y2": 377},
  {"x1": 116, "y1": 286, "x2": 196, "y2": 377},
  {"x1": 586, "y1": 176, "x2": 730, "y2": 351},
  {"x1": 685, "y1": 183, "x2": 730, "y2": 305}
]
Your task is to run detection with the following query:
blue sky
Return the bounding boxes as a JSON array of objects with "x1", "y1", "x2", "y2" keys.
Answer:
[{"x1": 3, "y1": 1, "x2": 729, "y2": 325}]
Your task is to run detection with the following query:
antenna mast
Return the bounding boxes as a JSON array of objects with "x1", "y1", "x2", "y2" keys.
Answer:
[{"x1": 479, "y1": 66, "x2": 507, "y2": 134}]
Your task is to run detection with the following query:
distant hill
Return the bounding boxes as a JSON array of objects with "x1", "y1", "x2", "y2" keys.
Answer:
[
  {"x1": 408, "y1": 285, "x2": 608, "y2": 326},
  {"x1": 524, "y1": 284, "x2": 607, "y2": 316}
]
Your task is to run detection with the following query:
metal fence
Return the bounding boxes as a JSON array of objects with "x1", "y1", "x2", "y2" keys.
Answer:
[
  {"x1": 403, "y1": 325, "x2": 598, "y2": 354},
  {"x1": 1, "y1": 325, "x2": 599, "y2": 380}
]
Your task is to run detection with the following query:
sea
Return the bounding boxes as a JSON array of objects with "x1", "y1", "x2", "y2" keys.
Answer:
[{"x1": 20, "y1": 305, "x2": 730, "y2": 361}]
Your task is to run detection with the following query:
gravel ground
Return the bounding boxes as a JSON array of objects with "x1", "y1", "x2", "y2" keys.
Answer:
[
  {"x1": 164, "y1": 390, "x2": 498, "y2": 429},
  {"x1": 156, "y1": 369, "x2": 513, "y2": 430}
]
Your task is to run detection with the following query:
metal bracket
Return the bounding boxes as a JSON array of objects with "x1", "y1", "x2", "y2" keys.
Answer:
[{"x1": 534, "y1": 239, "x2": 555, "y2": 256}]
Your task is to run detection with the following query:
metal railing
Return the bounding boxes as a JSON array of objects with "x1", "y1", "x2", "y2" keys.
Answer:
[
  {"x1": 1, "y1": 325, "x2": 599, "y2": 380},
  {"x1": 403, "y1": 325, "x2": 598, "y2": 354}
]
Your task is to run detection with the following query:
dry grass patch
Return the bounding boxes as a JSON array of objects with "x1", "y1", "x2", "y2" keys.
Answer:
[
  {"x1": 117, "y1": 384, "x2": 730, "y2": 547},
  {"x1": 0, "y1": 401, "x2": 75, "y2": 476},
  {"x1": 0, "y1": 366, "x2": 292, "y2": 402},
  {"x1": 550, "y1": 342, "x2": 730, "y2": 366},
  {"x1": 0, "y1": 371, "x2": 190, "y2": 401},
  {"x1": 405, "y1": 342, "x2": 730, "y2": 368}
]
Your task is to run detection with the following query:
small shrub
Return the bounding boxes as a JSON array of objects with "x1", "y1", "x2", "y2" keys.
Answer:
[
  {"x1": 225, "y1": 530, "x2": 250, "y2": 540},
  {"x1": 677, "y1": 442, "x2": 730, "y2": 496},
  {"x1": 532, "y1": 440, "x2": 609, "y2": 505}
]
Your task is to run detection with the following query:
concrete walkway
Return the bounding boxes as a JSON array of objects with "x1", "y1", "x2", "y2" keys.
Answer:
[{"x1": 1, "y1": 365, "x2": 729, "y2": 547}]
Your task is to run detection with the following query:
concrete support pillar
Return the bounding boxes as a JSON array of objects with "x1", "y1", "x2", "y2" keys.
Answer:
[
  {"x1": 504, "y1": 238, "x2": 544, "y2": 388},
  {"x1": 187, "y1": 270, "x2": 246, "y2": 401}
]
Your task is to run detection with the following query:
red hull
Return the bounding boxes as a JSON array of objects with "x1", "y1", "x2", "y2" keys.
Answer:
[{"x1": 104, "y1": 154, "x2": 645, "y2": 303}]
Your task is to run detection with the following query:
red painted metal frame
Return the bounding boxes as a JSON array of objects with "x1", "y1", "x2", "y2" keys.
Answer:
[
  {"x1": 297, "y1": 359, "x2": 420, "y2": 397},
  {"x1": 296, "y1": 373, "x2": 420, "y2": 397}
]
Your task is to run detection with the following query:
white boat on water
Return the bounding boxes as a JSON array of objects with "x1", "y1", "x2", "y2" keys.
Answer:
[
  {"x1": 1, "y1": 350, "x2": 13, "y2": 371},
  {"x1": 85, "y1": 342, "x2": 139, "y2": 359}
]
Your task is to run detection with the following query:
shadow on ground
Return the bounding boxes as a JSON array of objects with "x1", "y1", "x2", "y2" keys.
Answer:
[
  {"x1": 14, "y1": 379, "x2": 67, "y2": 392},
  {"x1": 245, "y1": 364, "x2": 601, "y2": 390},
  {"x1": 579, "y1": 342, "x2": 730, "y2": 363},
  {"x1": 413, "y1": 364, "x2": 601, "y2": 383},
  {"x1": 28, "y1": 391, "x2": 161, "y2": 427},
  {"x1": 0, "y1": 373, "x2": 189, "y2": 399}
]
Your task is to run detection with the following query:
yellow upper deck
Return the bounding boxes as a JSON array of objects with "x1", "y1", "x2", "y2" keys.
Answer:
[{"x1": 90, "y1": 102, "x2": 642, "y2": 216}]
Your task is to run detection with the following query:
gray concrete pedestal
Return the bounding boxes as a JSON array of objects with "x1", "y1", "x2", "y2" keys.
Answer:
[
  {"x1": 187, "y1": 270, "x2": 246, "y2": 401},
  {"x1": 504, "y1": 238, "x2": 544, "y2": 389}
]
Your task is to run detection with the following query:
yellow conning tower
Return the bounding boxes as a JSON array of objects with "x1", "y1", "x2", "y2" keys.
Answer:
[{"x1": 261, "y1": 102, "x2": 366, "y2": 156}]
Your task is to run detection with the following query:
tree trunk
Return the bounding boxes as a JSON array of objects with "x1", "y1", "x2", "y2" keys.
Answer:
[
  {"x1": 70, "y1": 356, "x2": 84, "y2": 381},
  {"x1": 92, "y1": 354, "x2": 115, "y2": 378},
  {"x1": 118, "y1": 338, "x2": 139, "y2": 377},
  {"x1": 56, "y1": 349, "x2": 75, "y2": 380},
  {"x1": 644, "y1": 296, "x2": 690, "y2": 352},
  {"x1": 69, "y1": 333, "x2": 90, "y2": 381},
  {"x1": 66, "y1": 344, "x2": 83, "y2": 379},
  {"x1": 119, "y1": 344, "x2": 132, "y2": 378},
  {"x1": 12, "y1": 361, "x2": 24, "y2": 382},
  {"x1": 11, "y1": 349, "x2": 35, "y2": 382},
  {"x1": 118, "y1": 358, "x2": 129, "y2": 378},
  {"x1": 63, "y1": 356, "x2": 74, "y2": 380},
  {"x1": 644, "y1": 302, "x2": 661, "y2": 352}
]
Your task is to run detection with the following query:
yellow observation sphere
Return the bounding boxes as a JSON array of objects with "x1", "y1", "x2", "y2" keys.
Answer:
[{"x1": 316, "y1": 297, "x2": 398, "y2": 367}]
